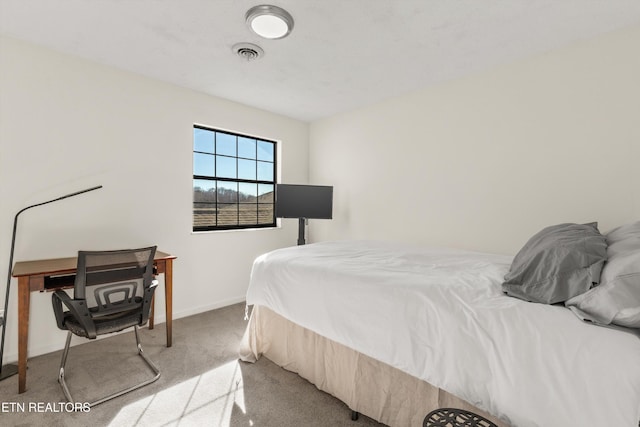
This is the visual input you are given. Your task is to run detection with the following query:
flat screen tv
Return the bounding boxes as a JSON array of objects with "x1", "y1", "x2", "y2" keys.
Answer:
[{"x1": 275, "y1": 184, "x2": 333, "y2": 219}]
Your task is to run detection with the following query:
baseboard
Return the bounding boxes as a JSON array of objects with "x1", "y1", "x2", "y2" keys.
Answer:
[{"x1": 172, "y1": 295, "x2": 246, "y2": 320}]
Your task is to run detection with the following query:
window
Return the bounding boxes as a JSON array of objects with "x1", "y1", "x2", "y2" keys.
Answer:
[{"x1": 193, "y1": 125, "x2": 276, "y2": 231}]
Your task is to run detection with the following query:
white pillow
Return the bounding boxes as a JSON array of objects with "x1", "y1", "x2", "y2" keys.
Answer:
[{"x1": 566, "y1": 221, "x2": 640, "y2": 328}]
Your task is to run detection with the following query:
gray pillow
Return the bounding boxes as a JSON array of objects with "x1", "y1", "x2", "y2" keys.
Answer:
[
  {"x1": 502, "y1": 222, "x2": 607, "y2": 304},
  {"x1": 566, "y1": 221, "x2": 640, "y2": 328}
]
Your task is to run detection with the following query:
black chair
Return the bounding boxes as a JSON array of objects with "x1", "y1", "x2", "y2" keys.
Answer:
[{"x1": 51, "y1": 246, "x2": 161, "y2": 407}]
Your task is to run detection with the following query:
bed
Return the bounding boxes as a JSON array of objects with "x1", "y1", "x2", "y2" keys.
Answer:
[{"x1": 239, "y1": 239, "x2": 640, "y2": 426}]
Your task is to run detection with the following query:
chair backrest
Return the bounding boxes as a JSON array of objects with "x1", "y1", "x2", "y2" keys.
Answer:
[{"x1": 74, "y1": 246, "x2": 157, "y2": 318}]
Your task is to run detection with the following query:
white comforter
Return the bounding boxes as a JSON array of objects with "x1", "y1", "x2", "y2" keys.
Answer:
[{"x1": 245, "y1": 240, "x2": 640, "y2": 427}]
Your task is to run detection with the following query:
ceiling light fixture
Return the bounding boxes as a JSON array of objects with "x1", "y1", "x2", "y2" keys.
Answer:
[{"x1": 246, "y1": 5, "x2": 294, "y2": 40}]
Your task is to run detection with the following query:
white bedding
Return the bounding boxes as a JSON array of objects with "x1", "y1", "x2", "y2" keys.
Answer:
[{"x1": 245, "y1": 240, "x2": 640, "y2": 427}]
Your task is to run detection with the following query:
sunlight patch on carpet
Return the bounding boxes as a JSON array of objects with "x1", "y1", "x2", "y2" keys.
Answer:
[{"x1": 108, "y1": 360, "x2": 249, "y2": 426}]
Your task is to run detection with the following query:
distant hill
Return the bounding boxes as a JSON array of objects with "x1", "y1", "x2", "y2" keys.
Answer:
[{"x1": 193, "y1": 187, "x2": 274, "y2": 227}]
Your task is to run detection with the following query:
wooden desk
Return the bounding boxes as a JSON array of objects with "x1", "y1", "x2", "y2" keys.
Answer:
[{"x1": 11, "y1": 250, "x2": 176, "y2": 394}]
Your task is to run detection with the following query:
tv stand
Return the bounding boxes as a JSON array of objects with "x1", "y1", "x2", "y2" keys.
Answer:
[{"x1": 298, "y1": 218, "x2": 306, "y2": 245}]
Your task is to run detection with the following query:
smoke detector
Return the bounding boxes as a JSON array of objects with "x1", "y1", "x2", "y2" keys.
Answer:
[{"x1": 232, "y1": 43, "x2": 264, "y2": 61}]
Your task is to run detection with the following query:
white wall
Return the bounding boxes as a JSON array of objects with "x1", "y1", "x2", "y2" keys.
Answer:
[
  {"x1": 0, "y1": 36, "x2": 309, "y2": 361},
  {"x1": 2, "y1": 24, "x2": 639, "y2": 362},
  {"x1": 309, "y1": 25, "x2": 640, "y2": 254}
]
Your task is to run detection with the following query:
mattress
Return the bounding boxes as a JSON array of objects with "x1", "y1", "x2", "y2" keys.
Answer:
[{"x1": 243, "y1": 240, "x2": 640, "y2": 426}]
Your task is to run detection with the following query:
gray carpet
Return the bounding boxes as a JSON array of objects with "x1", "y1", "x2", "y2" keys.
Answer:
[{"x1": 0, "y1": 303, "x2": 386, "y2": 427}]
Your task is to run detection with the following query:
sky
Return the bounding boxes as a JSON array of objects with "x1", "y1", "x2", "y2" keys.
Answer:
[{"x1": 193, "y1": 127, "x2": 275, "y2": 201}]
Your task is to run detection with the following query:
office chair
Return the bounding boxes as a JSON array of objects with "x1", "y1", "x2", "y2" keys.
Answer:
[{"x1": 51, "y1": 246, "x2": 161, "y2": 407}]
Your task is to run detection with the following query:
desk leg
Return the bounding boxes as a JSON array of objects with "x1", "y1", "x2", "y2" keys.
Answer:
[
  {"x1": 165, "y1": 259, "x2": 173, "y2": 347},
  {"x1": 18, "y1": 277, "x2": 30, "y2": 393},
  {"x1": 149, "y1": 291, "x2": 155, "y2": 330}
]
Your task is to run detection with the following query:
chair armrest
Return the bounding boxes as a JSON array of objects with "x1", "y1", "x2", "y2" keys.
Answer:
[
  {"x1": 51, "y1": 290, "x2": 71, "y2": 330},
  {"x1": 140, "y1": 280, "x2": 159, "y2": 325},
  {"x1": 51, "y1": 290, "x2": 97, "y2": 339}
]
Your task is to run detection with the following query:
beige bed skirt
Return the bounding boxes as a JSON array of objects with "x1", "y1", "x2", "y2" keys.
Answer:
[{"x1": 239, "y1": 305, "x2": 509, "y2": 427}]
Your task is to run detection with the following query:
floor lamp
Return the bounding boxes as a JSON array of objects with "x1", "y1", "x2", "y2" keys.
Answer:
[{"x1": 0, "y1": 185, "x2": 102, "y2": 381}]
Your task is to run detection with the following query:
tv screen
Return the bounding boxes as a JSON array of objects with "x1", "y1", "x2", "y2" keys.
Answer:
[{"x1": 275, "y1": 184, "x2": 333, "y2": 219}]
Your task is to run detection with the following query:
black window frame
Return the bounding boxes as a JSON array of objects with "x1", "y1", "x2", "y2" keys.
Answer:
[{"x1": 193, "y1": 125, "x2": 277, "y2": 232}]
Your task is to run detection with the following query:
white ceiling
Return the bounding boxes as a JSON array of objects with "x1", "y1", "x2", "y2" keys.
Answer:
[{"x1": 1, "y1": 1, "x2": 639, "y2": 122}]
